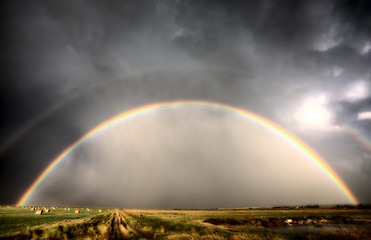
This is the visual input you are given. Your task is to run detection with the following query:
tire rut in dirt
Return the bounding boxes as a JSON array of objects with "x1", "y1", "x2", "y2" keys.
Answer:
[{"x1": 106, "y1": 210, "x2": 135, "y2": 239}]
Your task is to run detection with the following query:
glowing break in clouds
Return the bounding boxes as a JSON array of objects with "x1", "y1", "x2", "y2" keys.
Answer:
[
  {"x1": 17, "y1": 101, "x2": 358, "y2": 206},
  {"x1": 358, "y1": 112, "x2": 371, "y2": 120},
  {"x1": 344, "y1": 81, "x2": 369, "y2": 102},
  {"x1": 294, "y1": 95, "x2": 333, "y2": 131}
]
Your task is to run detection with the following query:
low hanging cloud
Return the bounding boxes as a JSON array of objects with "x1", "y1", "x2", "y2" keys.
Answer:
[
  {"x1": 343, "y1": 81, "x2": 369, "y2": 102},
  {"x1": 358, "y1": 112, "x2": 371, "y2": 120}
]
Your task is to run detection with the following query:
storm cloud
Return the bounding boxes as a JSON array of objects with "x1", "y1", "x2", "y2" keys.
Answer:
[{"x1": 1, "y1": 0, "x2": 370, "y2": 207}]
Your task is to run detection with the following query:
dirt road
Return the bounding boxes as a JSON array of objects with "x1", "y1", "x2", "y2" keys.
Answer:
[{"x1": 106, "y1": 210, "x2": 136, "y2": 239}]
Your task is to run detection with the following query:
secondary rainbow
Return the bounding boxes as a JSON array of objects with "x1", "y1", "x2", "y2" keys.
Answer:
[{"x1": 17, "y1": 100, "x2": 359, "y2": 206}]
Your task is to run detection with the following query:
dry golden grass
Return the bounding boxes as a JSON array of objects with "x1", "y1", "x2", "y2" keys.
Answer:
[{"x1": 1, "y1": 206, "x2": 371, "y2": 239}]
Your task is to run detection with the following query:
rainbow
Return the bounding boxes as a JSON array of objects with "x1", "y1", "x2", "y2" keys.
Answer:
[
  {"x1": 17, "y1": 100, "x2": 359, "y2": 206},
  {"x1": 342, "y1": 124, "x2": 371, "y2": 153}
]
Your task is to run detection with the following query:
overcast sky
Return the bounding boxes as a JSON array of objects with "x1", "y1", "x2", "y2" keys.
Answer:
[{"x1": 1, "y1": 0, "x2": 370, "y2": 208}]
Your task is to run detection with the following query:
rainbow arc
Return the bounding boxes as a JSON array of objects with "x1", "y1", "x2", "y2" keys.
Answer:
[{"x1": 17, "y1": 100, "x2": 358, "y2": 206}]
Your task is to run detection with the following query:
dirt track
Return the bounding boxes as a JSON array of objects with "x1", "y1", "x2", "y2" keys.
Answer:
[{"x1": 106, "y1": 210, "x2": 136, "y2": 239}]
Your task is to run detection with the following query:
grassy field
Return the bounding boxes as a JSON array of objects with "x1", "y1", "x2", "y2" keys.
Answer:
[
  {"x1": 0, "y1": 206, "x2": 370, "y2": 239},
  {"x1": 0, "y1": 206, "x2": 109, "y2": 239}
]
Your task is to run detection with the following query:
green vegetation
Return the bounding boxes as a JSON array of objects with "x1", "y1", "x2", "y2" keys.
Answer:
[
  {"x1": 1, "y1": 206, "x2": 370, "y2": 239},
  {"x1": 125, "y1": 208, "x2": 371, "y2": 239},
  {"x1": 0, "y1": 206, "x2": 105, "y2": 237}
]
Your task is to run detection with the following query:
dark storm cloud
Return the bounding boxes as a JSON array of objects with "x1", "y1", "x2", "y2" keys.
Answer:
[
  {"x1": 1, "y1": 0, "x2": 371, "y2": 206},
  {"x1": 332, "y1": 97, "x2": 371, "y2": 122}
]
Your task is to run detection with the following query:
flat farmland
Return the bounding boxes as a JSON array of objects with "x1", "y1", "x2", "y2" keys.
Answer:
[{"x1": 1, "y1": 206, "x2": 370, "y2": 239}]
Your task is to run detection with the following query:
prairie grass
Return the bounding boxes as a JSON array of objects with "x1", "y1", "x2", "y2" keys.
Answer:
[
  {"x1": 124, "y1": 208, "x2": 371, "y2": 239},
  {"x1": 1, "y1": 206, "x2": 370, "y2": 239},
  {"x1": 0, "y1": 206, "x2": 105, "y2": 237}
]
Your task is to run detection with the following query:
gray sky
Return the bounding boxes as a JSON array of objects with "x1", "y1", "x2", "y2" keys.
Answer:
[{"x1": 1, "y1": 0, "x2": 370, "y2": 208}]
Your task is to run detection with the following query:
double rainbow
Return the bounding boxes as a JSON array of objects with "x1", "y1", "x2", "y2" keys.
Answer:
[{"x1": 17, "y1": 100, "x2": 358, "y2": 206}]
